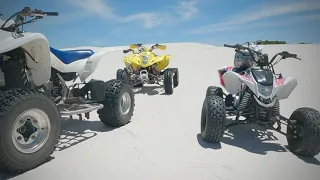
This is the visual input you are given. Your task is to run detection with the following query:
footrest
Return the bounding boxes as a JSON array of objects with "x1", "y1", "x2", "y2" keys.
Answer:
[
  {"x1": 60, "y1": 103, "x2": 104, "y2": 116},
  {"x1": 64, "y1": 97, "x2": 86, "y2": 104}
]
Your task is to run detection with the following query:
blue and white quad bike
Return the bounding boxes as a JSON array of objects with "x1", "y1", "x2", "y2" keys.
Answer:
[{"x1": 0, "y1": 7, "x2": 135, "y2": 173}]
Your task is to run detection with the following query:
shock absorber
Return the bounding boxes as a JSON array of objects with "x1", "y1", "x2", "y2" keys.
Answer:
[
  {"x1": 151, "y1": 65, "x2": 158, "y2": 74},
  {"x1": 134, "y1": 66, "x2": 141, "y2": 75}
]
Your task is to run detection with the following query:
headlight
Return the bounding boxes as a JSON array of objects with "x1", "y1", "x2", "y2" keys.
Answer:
[
  {"x1": 142, "y1": 56, "x2": 149, "y2": 64},
  {"x1": 257, "y1": 84, "x2": 273, "y2": 97}
]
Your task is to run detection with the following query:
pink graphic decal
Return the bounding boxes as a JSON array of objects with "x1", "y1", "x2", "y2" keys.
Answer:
[
  {"x1": 219, "y1": 73, "x2": 225, "y2": 87},
  {"x1": 226, "y1": 66, "x2": 233, "y2": 71},
  {"x1": 275, "y1": 78, "x2": 285, "y2": 86}
]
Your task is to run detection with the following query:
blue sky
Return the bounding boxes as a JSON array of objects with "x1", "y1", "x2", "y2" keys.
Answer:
[{"x1": 2, "y1": 0, "x2": 320, "y2": 48}]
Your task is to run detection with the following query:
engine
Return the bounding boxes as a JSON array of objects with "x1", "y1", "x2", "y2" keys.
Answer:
[
  {"x1": 237, "y1": 89, "x2": 279, "y2": 124},
  {"x1": 49, "y1": 68, "x2": 78, "y2": 100},
  {"x1": 132, "y1": 65, "x2": 158, "y2": 75}
]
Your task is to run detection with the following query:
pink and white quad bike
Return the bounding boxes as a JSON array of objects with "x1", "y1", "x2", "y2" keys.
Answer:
[{"x1": 200, "y1": 43, "x2": 320, "y2": 157}]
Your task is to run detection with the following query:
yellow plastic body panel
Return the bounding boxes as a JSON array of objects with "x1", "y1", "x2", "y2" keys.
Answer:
[{"x1": 122, "y1": 48, "x2": 171, "y2": 71}]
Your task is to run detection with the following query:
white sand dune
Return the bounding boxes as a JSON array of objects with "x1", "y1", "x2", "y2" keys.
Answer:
[{"x1": 7, "y1": 43, "x2": 320, "y2": 180}]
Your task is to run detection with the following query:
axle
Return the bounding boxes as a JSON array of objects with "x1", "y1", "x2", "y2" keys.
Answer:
[{"x1": 225, "y1": 113, "x2": 301, "y2": 138}]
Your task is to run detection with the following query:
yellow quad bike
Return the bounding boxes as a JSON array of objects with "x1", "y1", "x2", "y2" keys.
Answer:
[{"x1": 116, "y1": 44, "x2": 179, "y2": 94}]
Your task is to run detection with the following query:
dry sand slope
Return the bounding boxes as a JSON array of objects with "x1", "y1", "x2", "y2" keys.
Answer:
[{"x1": 6, "y1": 43, "x2": 320, "y2": 180}]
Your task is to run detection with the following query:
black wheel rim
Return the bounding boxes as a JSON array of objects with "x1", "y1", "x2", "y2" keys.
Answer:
[{"x1": 287, "y1": 121, "x2": 305, "y2": 140}]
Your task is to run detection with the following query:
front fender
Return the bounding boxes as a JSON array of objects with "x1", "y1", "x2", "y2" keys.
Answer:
[
  {"x1": 122, "y1": 56, "x2": 131, "y2": 65},
  {"x1": 126, "y1": 54, "x2": 142, "y2": 65},
  {"x1": 152, "y1": 54, "x2": 171, "y2": 70},
  {"x1": 273, "y1": 77, "x2": 297, "y2": 100},
  {"x1": 0, "y1": 30, "x2": 51, "y2": 86}
]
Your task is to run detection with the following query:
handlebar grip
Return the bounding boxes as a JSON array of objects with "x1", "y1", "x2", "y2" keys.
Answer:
[
  {"x1": 289, "y1": 54, "x2": 297, "y2": 58},
  {"x1": 224, "y1": 44, "x2": 234, "y2": 48},
  {"x1": 43, "y1": 12, "x2": 59, "y2": 16},
  {"x1": 123, "y1": 49, "x2": 131, "y2": 53}
]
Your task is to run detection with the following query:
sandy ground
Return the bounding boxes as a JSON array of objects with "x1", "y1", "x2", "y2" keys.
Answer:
[{"x1": 1, "y1": 43, "x2": 320, "y2": 180}]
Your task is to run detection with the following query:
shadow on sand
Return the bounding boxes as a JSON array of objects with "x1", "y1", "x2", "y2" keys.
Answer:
[
  {"x1": 0, "y1": 117, "x2": 116, "y2": 179},
  {"x1": 56, "y1": 117, "x2": 115, "y2": 151},
  {"x1": 197, "y1": 134, "x2": 222, "y2": 149},
  {"x1": 221, "y1": 123, "x2": 286, "y2": 154},
  {"x1": 196, "y1": 121, "x2": 320, "y2": 166},
  {"x1": 133, "y1": 85, "x2": 169, "y2": 96}
]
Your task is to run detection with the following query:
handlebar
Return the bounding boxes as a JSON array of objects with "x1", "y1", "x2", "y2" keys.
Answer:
[
  {"x1": 223, "y1": 44, "x2": 235, "y2": 48},
  {"x1": 42, "y1": 12, "x2": 59, "y2": 16},
  {"x1": 17, "y1": 7, "x2": 59, "y2": 17},
  {"x1": 0, "y1": 7, "x2": 58, "y2": 30},
  {"x1": 224, "y1": 43, "x2": 301, "y2": 67},
  {"x1": 224, "y1": 43, "x2": 264, "y2": 56},
  {"x1": 123, "y1": 49, "x2": 132, "y2": 54},
  {"x1": 123, "y1": 43, "x2": 162, "y2": 54},
  {"x1": 123, "y1": 48, "x2": 140, "y2": 54},
  {"x1": 269, "y1": 51, "x2": 301, "y2": 64},
  {"x1": 286, "y1": 53, "x2": 300, "y2": 59}
]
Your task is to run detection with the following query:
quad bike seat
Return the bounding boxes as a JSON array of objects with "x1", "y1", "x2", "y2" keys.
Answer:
[{"x1": 50, "y1": 47, "x2": 94, "y2": 64}]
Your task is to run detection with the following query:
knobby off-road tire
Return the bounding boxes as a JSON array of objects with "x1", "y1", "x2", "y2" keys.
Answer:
[
  {"x1": 205, "y1": 86, "x2": 223, "y2": 98},
  {"x1": 163, "y1": 69, "x2": 174, "y2": 94},
  {"x1": 171, "y1": 68, "x2": 179, "y2": 88},
  {"x1": 201, "y1": 95, "x2": 227, "y2": 143},
  {"x1": 97, "y1": 79, "x2": 135, "y2": 127},
  {"x1": 116, "y1": 69, "x2": 130, "y2": 85},
  {"x1": 1, "y1": 61, "x2": 33, "y2": 90},
  {"x1": 117, "y1": 68, "x2": 143, "y2": 88},
  {"x1": 0, "y1": 89, "x2": 61, "y2": 173},
  {"x1": 286, "y1": 107, "x2": 320, "y2": 157}
]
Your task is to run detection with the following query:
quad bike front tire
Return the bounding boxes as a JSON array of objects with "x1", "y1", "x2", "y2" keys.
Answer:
[
  {"x1": 171, "y1": 68, "x2": 179, "y2": 88},
  {"x1": 286, "y1": 107, "x2": 320, "y2": 157},
  {"x1": 97, "y1": 79, "x2": 135, "y2": 127},
  {"x1": 163, "y1": 69, "x2": 174, "y2": 94},
  {"x1": 201, "y1": 95, "x2": 227, "y2": 143},
  {"x1": 0, "y1": 88, "x2": 61, "y2": 173},
  {"x1": 116, "y1": 68, "x2": 130, "y2": 85},
  {"x1": 206, "y1": 86, "x2": 223, "y2": 98}
]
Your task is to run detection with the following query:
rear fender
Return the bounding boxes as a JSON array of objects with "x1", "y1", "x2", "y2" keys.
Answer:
[
  {"x1": 50, "y1": 52, "x2": 87, "y2": 73},
  {"x1": 79, "y1": 47, "x2": 123, "y2": 82},
  {"x1": 0, "y1": 31, "x2": 51, "y2": 86},
  {"x1": 272, "y1": 77, "x2": 297, "y2": 100}
]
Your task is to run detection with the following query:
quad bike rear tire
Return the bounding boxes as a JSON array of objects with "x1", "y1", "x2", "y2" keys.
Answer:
[
  {"x1": 286, "y1": 107, "x2": 320, "y2": 157},
  {"x1": 0, "y1": 88, "x2": 61, "y2": 173},
  {"x1": 116, "y1": 69, "x2": 130, "y2": 85},
  {"x1": 201, "y1": 95, "x2": 227, "y2": 143},
  {"x1": 163, "y1": 69, "x2": 174, "y2": 94},
  {"x1": 206, "y1": 86, "x2": 223, "y2": 98},
  {"x1": 97, "y1": 79, "x2": 135, "y2": 127},
  {"x1": 171, "y1": 68, "x2": 179, "y2": 88}
]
